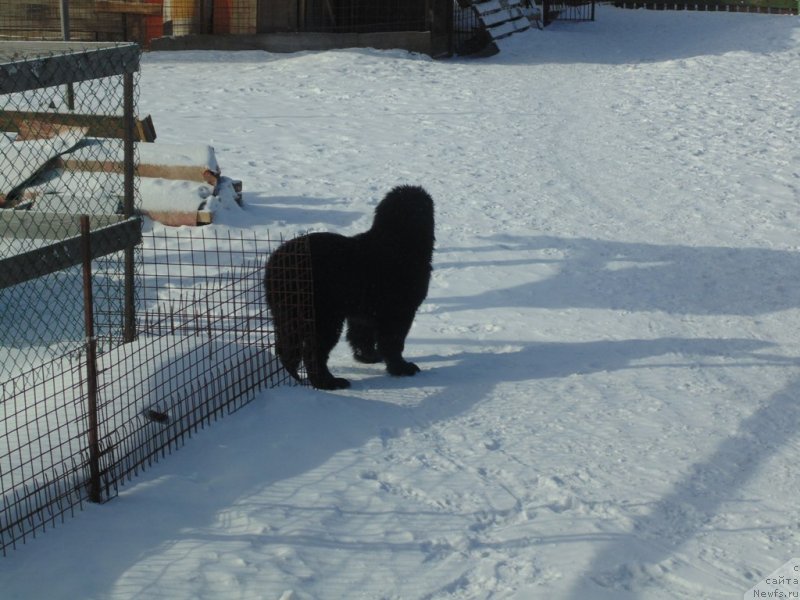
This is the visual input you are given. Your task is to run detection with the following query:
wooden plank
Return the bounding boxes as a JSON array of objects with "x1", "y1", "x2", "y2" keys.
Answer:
[
  {"x1": 489, "y1": 18, "x2": 529, "y2": 38},
  {"x1": 0, "y1": 217, "x2": 142, "y2": 290},
  {"x1": 60, "y1": 140, "x2": 214, "y2": 181},
  {"x1": 143, "y1": 210, "x2": 213, "y2": 226},
  {"x1": 470, "y1": 0, "x2": 532, "y2": 42},
  {"x1": 96, "y1": 1, "x2": 163, "y2": 15},
  {"x1": 473, "y1": 0, "x2": 504, "y2": 14},
  {"x1": 0, "y1": 112, "x2": 156, "y2": 142},
  {"x1": 483, "y1": 7, "x2": 525, "y2": 26}
]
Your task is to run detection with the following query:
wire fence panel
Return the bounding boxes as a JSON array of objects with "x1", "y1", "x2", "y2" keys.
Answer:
[
  {"x1": 98, "y1": 229, "x2": 304, "y2": 493},
  {"x1": 0, "y1": 354, "x2": 89, "y2": 554},
  {"x1": 0, "y1": 228, "x2": 311, "y2": 556}
]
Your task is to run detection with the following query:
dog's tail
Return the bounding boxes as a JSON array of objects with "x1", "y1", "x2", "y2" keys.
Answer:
[
  {"x1": 273, "y1": 319, "x2": 304, "y2": 382},
  {"x1": 265, "y1": 237, "x2": 313, "y2": 384}
]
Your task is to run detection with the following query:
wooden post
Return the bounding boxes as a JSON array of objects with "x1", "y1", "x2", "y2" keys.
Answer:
[
  {"x1": 59, "y1": 0, "x2": 76, "y2": 110},
  {"x1": 81, "y1": 215, "x2": 102, "y2": 503}
]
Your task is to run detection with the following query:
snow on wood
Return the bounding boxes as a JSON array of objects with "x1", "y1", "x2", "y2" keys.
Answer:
[
  {"x1": 489, "y1": 17, "x2": 530, "y2": 38},
  {"x1": 471, "y1": 0, "x2": 531, "y2": 41},
  {"x1": 482, "y1": 7, "x2": 525, "y2": 27},
  {"x1": 61, "y1": 140, "x2": 221, "y2": 181}
]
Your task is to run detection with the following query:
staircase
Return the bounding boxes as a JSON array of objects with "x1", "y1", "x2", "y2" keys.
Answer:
[{"x1": 470, "y1": 0, "x2": 534, "y2": 41}]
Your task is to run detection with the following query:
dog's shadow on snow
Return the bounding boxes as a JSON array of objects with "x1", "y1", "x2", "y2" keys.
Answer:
[{"x1": 435, "y1": 234, "x2": 800, "y2": 317}]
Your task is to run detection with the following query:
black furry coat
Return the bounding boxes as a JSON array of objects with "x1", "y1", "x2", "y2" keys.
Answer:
[{"x1": 265, "y1": 185, "x2": 434, "y2": 390}]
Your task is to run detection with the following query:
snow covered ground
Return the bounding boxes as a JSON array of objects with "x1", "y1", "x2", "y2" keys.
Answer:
[{"x1": 2, "y1": 5, "x2": 800, "y2": 599}]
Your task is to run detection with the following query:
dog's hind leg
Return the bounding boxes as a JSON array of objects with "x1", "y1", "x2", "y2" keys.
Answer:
[
  {"x1": 346, "y1": 316, "x2": 383, "y2": 364},
  {"x1": 306, "y1": 314, "x2": 351, "y2": 390}
]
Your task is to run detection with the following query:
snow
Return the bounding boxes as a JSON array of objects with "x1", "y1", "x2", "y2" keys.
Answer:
[
  {"x1": 2, "y1": 6, "x2": 800, "y2": 599},
  {"x1": 139, "y1": 176, "x2": 213, "y2": 212}
]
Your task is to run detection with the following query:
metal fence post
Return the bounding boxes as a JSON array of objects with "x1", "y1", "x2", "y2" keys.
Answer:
[
  {"x1": 81, "y1": 215, "x2": 102, "y2": 503},
  {"x1": 123, "y1": 71, "x2": 137, "y2": 343}
]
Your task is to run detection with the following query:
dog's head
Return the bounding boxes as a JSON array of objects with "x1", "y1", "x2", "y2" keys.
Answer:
[{"x1": 371, "y1": 185, "x2": 435, "y2": 247}]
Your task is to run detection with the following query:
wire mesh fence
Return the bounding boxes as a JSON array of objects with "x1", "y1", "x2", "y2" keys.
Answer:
[
  {"x1": 542, "y1": 0, "x2": 596, "y2": 25},
  {"x1": 100, "y1": 229, "x2": 304, "y2": 490},
  {"x1": 0, "y1": 227, "x2": 311, "y2": 556}
]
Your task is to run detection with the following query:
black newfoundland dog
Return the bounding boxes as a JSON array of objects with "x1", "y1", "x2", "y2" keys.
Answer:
[{"x1": 264, "y1": 185, "x2": 434, "y2": 390}]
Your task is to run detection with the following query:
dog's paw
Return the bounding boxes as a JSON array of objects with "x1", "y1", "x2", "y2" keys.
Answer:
[
  {"x1": 312, "y1": 376, "x2": 351, "y2": 390},
  {"x1": 387, "y1": 360, "x2": 421, "y2": 377}
]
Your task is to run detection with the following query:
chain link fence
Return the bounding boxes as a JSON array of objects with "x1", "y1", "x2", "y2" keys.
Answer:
[{"x1": 0, "y1": 41, "x2": 140, "y2": 381}]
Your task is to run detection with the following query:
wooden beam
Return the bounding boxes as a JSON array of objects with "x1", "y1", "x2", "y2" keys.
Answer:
[
  {"x1": 143, "y1": 210, "x2": 213, "y2": 226},
  {"x1": 95, "y1": 0, "x2": 163, "y2": 15},
  {"x1": 0, "y1": 42, "x2": 140, "y2": 95},
  {"x1": 0, "y1": 216, "x2": 142, "y2": 290},
  {"x1": 0, "y1": 211, "x2": 130, "y2": 240},
  {"x1": 0, "y1": 112, "x2": 156, "y2": 142}
]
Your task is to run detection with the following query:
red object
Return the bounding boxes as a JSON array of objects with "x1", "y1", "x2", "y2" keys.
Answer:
[
  {"x1": 213, "y1": 0, "x2": 231, "y2": 34},
  {"x1": 144, "y1": 0, "x2": 164, "y2": 46}
]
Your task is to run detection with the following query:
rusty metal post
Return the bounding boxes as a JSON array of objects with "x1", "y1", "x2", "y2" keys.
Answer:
[{"x1": 81, "y1": 215, "x2": 102, "y2": 503}]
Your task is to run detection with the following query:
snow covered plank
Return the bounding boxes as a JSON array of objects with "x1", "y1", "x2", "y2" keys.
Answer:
[
  {"x1": 61, "y1": 141, "x2": 220, "y2": 182},
  {"x1": 138, "y1": 176, "x2": 240, "y2": 226},
  {"x1": 488, "y1": 17, "x2": 530, "y2": 38},
  {"x1": 482, "y1": 7, "x2": 526, "y2": 26},
  {"x1": 138, "y1": 143, "x2": 220, "y2": 181},
  {"x1": 473, "y1": 0, "x2": 528, "y2": 16},
  {"x1": 469, "y1": 0, "x2": 532, "y2": 43},
  {"x1": 473, "y1": 0, "x2": 505, "y2": 14}
]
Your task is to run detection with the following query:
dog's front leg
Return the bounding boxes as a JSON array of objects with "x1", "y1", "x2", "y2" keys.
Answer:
[{"x1": 377, "y1": 312, "x2": 420, "y2": 377}]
